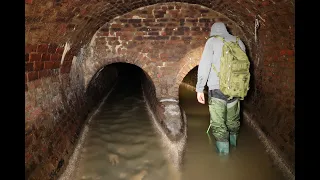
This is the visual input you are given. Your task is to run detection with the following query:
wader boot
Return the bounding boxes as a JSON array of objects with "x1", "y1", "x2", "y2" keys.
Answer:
[
  {"x1": 226, "y1": 99, "x2": 240, "y2": 147},
  {"x1": 208, "y1": 90, "x2": 229, "y2": 155}
]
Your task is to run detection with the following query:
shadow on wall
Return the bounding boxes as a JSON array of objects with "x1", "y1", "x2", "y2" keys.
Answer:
[{"x1": 244, "y1": 42, "x2": 256, "y2": 103}]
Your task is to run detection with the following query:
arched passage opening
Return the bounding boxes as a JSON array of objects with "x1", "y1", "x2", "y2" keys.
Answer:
[
  {"x1": 84, "y1": 61, "x2": 157, "y2": 113},
  {"x1": 59, "y1": 62, "x2": 177, "y2": 180}
]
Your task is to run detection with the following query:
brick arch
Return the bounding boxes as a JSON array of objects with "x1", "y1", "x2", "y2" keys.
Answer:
[
  {"x1": 83, "y1": 2, "x2": 249, "y2": 100},
  {"x1": 172, "y1": 46, "x2": 204, "y2": 98},
  {"x1": 83, "y1": 52, "x2": 160, "y2": 93},
  {"x1": 25, "y1": 0, "x2": 260, "y2": 47}
]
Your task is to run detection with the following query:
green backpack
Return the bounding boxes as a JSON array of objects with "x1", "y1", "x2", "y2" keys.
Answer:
[{"x1": 210, "y1": 35, "x2": 250, "y2": 100}]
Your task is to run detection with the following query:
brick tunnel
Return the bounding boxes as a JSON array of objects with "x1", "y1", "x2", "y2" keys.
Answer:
[{"x1": 25, "y1": 0, "x2": 294, "y2": 180}]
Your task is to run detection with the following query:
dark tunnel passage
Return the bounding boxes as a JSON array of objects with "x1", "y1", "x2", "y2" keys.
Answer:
[
  {"x1": 59, "y1": 63, "x2": 182, "y2": 180},
  {"x1": 85, "y1": 62, "x2": 146, "y2": 109}
]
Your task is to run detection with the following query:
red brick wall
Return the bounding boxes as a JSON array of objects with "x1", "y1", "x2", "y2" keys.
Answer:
[
  {"x1": 86, "y1": 3, "x2": 244, "y2": 99},
  {"x1": 25, "y1": 43, "x2": 74, "y2": 91},
  {"x1": 243, "y1": 8, "x2": 295, "y2": 169},
  {"x1": 25, "y1": 68, "x2": 118, "y2": 180}
]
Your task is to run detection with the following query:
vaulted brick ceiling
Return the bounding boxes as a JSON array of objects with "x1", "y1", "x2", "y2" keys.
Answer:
[{"x1": 26, "y1": 0, "x2": 294, "y2": 49}]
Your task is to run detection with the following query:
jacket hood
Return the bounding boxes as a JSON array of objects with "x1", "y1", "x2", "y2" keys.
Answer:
[{"x1": 210, "y1": 22, "x2": 230, "y2": 36}]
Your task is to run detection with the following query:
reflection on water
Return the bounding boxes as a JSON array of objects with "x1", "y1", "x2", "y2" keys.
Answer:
[{"x1": 63, "y1": 74, "x2": 286, "y2": 180}]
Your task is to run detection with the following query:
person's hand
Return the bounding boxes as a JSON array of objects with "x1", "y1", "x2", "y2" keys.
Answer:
[{"x1": 197, "y1": 92, "x2": 205, "y2": 104}]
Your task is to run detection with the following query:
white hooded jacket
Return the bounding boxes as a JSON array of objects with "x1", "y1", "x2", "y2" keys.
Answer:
[{"x1": 196, "y1": 22, "x2": 246, "y2": 93}]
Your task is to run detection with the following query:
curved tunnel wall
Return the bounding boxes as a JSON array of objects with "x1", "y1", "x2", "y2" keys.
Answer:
[
  {"x1": 25, "y1": 1, "x2": 294, "y2": 179},
  {"x1": 85, "y1": 65, "x2": 118, "y2": 109},
  {"x1": 141, "y1": 74, "x2": 165, "y2": 126},
  {"x1": 25, "y1": 63, "x2": 118, "y2": 179}
]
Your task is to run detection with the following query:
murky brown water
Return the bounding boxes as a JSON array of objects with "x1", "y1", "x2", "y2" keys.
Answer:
[
  {"x1": 61, "y1": 74, "x2": 286, "y2": 180},
  {"x1": 73, "y1": 97, "x2": 173, "y2": 180},
  {"x1": 64, "y1": 75, "x2": 179, "y2": 180}
]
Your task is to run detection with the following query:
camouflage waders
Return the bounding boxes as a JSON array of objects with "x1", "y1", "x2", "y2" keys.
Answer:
[{"x1": 208, "y1": 89, "x2": 240, "y2": 154}]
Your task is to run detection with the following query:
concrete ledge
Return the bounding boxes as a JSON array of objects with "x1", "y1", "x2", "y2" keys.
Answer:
[
  {"x1": 243, "y1": 111, "x2": 295, "y2": 180},
  {"x1": 141, "y1": 75, "x2": 187, "y2": 171}
]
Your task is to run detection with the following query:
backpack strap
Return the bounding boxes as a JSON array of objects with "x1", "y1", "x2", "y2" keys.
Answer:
[
  {"x1": 208, "y1": 35, "x2": 225, "y2": 77},
  {"x1": 208, "y1": 35, "x2": 226, "y2": 43},
  {"x1": 213, "y1": 35, "x2": 225, "y2": 43},
  {"x1": 236, "y1": 36, "x2": 239, "y2": 42},
  {"x1": 212, "y1": 64, "x2": 219, "y2": 77}
]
